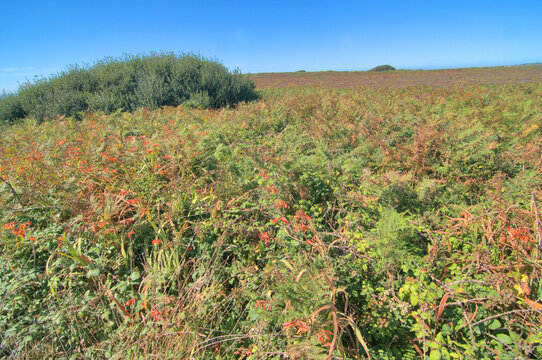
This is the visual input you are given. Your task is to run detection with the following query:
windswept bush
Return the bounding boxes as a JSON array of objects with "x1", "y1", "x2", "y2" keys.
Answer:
[
  {"x1": 369, "y1": 64, "x2": 396, "y2": 72},
  {"x1": 0, "y1": 53, "x2": 259, "y2": 123}
]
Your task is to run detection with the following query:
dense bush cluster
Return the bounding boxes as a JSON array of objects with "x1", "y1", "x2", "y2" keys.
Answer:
[
  {"x1": 0, "y1": 53, "x2": 258, "y2": 123},
  {"x1": 369, "y1": 64, "x2": 396, "y2": 72},
  {"x1": 1, "y1": 83, "x2": 541, "y2": 359}
]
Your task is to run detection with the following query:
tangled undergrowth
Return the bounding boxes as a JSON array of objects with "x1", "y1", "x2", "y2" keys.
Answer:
[{"x1": 1, "y1": 84, "x2": 541, "y2": 359}]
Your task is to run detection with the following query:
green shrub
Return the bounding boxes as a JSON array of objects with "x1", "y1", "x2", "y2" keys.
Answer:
[
  {"x1": 369, "y1": 64, "x2": 396, "y2": 72},
  {"x1": 0, "y1": 93, "x2": 26, "y2": 123},
  {"x1": 0, "y1": 53, "x2": 259, "y2": 123}
]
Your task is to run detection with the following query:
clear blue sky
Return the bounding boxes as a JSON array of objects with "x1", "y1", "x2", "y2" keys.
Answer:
[{"x1": 1, "y1": 0, "x2": 541, "y2": 93}]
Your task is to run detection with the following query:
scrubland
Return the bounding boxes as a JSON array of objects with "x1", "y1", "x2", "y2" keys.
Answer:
[{"x1": 1, "y1": 76, "x2": 541, "y2": 359}]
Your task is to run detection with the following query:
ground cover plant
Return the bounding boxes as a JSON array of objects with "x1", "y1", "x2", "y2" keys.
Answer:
[
  {"x1": 0, "y1": 78, "x2": 541, "y2": 359},
  {"x1": 0, "y1": 53, "x2": 258, "y2": 124}
]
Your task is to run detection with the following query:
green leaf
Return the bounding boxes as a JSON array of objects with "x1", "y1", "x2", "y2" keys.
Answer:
[
  {"x1": 410, "y1": 292, "x2": 419, "y2": 306},
  {"x1": 496, "y1": 333, "x2": 512, "y2": 345},
  {"x1": 429, "y1": 349, "x2": 441, "y2": 360},
  {"x1": 488, "y1": 319, "x2": 501, "y2": 330},
  {"x1": 87, "y1": 268, "x2": 100, "y2": 278},
  {"x1": 130, "y1": 271, "x2": 140, "y2": 281}
]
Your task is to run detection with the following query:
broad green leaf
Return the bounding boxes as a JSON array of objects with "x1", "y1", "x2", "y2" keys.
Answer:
[
  {"x1": 496, "y1": 333, "x2": 512, "y2": 345},
  {"x1": 410, "y1": 292, "x2": 419, "y2": 306},
  {"x1": 429, "y1": 349, "x2": 441, "y2": 360},
  {"x1": 130, "y1": 271, "x2": 140, "y2": 281},
  {"x1": 488, "y1": 319, "x2": 501, "y2": 330}
]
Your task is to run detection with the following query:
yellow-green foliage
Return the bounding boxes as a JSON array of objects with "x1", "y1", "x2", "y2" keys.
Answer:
[
  {"x1": 0, "y1": 53, "x2": 258, "y2": 123},
  {"x1": 0, "y1": 84, "x2": 541, "y2": 359}
]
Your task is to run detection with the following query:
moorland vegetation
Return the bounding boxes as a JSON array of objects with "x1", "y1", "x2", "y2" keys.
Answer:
[{"x1": 0, "y1": 68, "x2": 541, "y2": 359}]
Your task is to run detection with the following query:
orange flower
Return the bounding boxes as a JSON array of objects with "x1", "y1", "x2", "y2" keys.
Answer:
[
  {"x1": 150, "y1": 309, "x2": 161, "y2": 321},
  {"x1": 254, "y1": 299, "x2": 271, "y2": 310},
  {"x1": 125, "y1": 298, "x2": 136, "y2": 307},
  {"x1": 282, "y1": 320, "x2": 296, "y2": 329},
  {"x1": 271, "y1": 216, "x2": 288, "y2": 225},
  {"x1": 508, "y1": 227, "x2": 531, "y2": 243},
  {"x1": 295, "y1": 321, "x2": 309, "y2": 334},
  {"x1": 152, "y1": 238, "x2": 161, "y2": 245},
  {"x1": 259, "y1": 232, "x2": 271, "y2": 246},
  {"x1": 283, "y1": 319, "x2": 309, "y2": 334},
  {"x1": 2, "y1": 222, "x2": 16, "y2": 230},
  {"x1": 317, "y1": 330, "x2": 333, "y2": 346},
  {"x1": 234, "y1": 347, "x2": 251, "y2": 356},
  {"x1": 10, "y1": 223, "x2": 30, "y2": 237}
]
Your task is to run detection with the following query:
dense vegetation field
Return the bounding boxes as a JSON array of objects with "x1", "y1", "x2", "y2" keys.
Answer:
[
  {"x1": 249, "y1": 65, "x2": 542, "y2": 88},
  {"x1": 1, "y1": 75, "x2": 541, "y2": 358}
]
